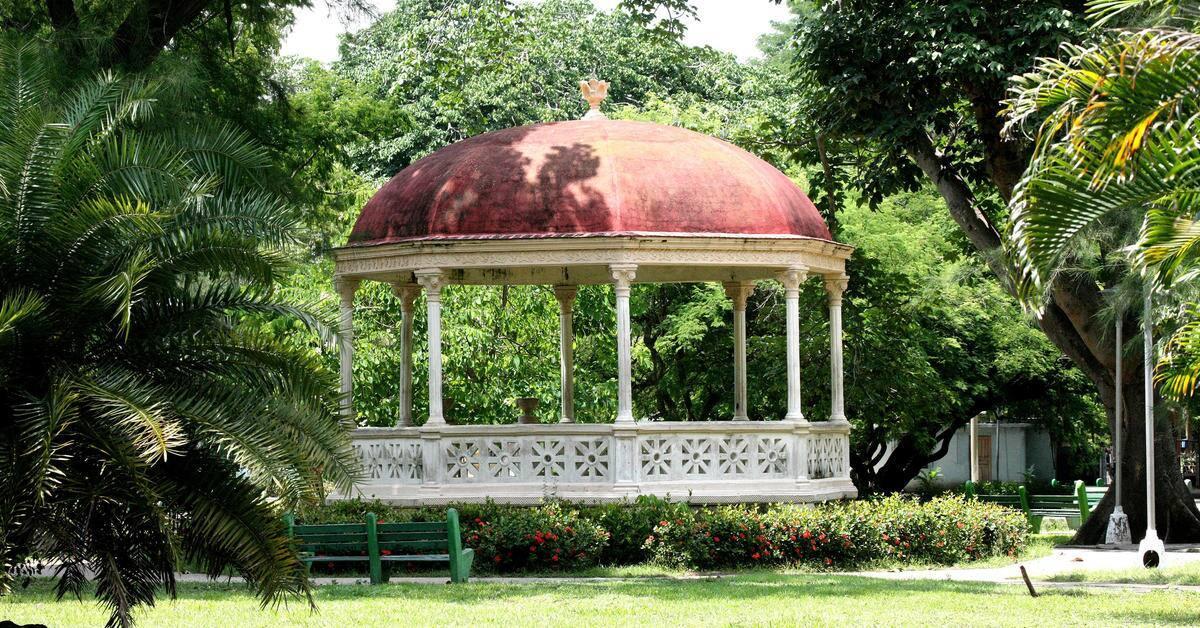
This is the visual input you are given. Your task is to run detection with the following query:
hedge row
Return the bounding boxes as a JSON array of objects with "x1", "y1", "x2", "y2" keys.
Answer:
[{"x1": 300, "y1": 495, "x2": 1027, "y2": 572}]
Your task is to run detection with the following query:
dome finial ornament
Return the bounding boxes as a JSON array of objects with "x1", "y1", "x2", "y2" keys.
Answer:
[{"x1": 579, "y1": 78, "x2": 609, "y2": 120}]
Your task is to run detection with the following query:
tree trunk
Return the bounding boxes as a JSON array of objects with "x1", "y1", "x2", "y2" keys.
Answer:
[
  {"x1": 906, "y1": 131, "x2": 1200, "y2": 542},
  {"x1": 1075, "y1": 378, "x2": 1200, "y2": 542}
]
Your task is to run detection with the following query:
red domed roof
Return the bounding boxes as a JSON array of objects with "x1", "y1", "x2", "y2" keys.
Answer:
[{"x1": 347, "y1": 120, "x2": 832, "y2": 246}]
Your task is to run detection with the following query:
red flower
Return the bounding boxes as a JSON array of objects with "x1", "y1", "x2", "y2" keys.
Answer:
[
  {"x1": 802, "y1": 531, "x2": 812, "y2": 539},
  {"x1": 494, "y1": 555, "x2": 502, "y2": 563},
  {"x1": 881, "y1": 533, "x2": 889, "y2": 541},
  {"x1": 818, "y1": 533, "x2": 827, "y2": 542},
  {"x1": 381, "y1": 550, "x2": 393, "y2": 556},
  {"x1": 789, "y1": 535, "x2": 797, "y2": 542},
  {"x1": 956, "y1": 522, "x2": 965, "y2": 529},
  {"x1": 551, "y1": 555, "x2": 559, "y2": 562},
  {"x1": 660, "y1": 521, "x2": 669, "y2": 527},
  {"x1": 529, "y1": 545, "x2": 537, "y2": 552},
  {"x1": 825, "y1": 558, "x2": 833, "y2": 565},
  {"x1": 751, "y1": 553, "x2": 761, "y2": 560},
  {"x1": 713, "y1": 536, "x2": 720, "y2": 543}
]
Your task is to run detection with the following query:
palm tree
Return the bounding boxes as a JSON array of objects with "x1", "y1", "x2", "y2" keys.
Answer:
[
  {"x1": 0, "y1": 39, "x2": 359, "y2": 626},
  {"x1": 1005, "y1": 1, "x2": 1200, "y2": 397}
]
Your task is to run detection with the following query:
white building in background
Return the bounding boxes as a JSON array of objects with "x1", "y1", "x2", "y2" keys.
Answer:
[{"x1": 911, "y1": 421, "x2": 1056, "y2": 487}]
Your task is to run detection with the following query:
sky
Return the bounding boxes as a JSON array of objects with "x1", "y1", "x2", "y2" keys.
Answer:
[{"x1": 280, "y1": 0, "x2": 793, "y2": 63}]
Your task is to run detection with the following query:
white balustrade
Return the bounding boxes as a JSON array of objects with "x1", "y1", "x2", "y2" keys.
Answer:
[{"x1": 340, "y1": 420, "x2": 855, "y2": 505}]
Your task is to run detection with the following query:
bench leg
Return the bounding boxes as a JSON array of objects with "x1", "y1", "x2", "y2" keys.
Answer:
[
  {"x1": 1029, "y1": 516, "x2": 1043, "y2": 534},
  {"x1": 455, "y1": 549, "x2": 474, "y2": 584}
]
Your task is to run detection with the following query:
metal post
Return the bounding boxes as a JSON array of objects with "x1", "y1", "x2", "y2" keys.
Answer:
[
  {"x1": 1106, "y1": 315, "x2": 1131, "y2": 544},
  {"x1": 1138, "y1": 290, "x2": 1164, "y2": 566}
]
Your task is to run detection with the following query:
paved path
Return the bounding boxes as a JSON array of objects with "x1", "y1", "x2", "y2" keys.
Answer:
[{"x1": 843, "y1": 544, "x2": 1200, "y2": 591}]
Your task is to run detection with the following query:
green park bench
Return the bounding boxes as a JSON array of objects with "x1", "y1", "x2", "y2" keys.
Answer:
[
  {"x1": 284, "y1": 509, "x2": 473, "y2": 584},
  {"x1": 965, "y1": 480, "x2": 1103, "y2": 533}
]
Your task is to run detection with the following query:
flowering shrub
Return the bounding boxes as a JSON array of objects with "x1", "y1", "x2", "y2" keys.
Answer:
[
  {"x1": 302, "y1": 495, "x2": 1026, "y2": 573},
  {"x1": 461, "y1": 503, "x2": 609, "y2": 572},
  {"x1": 644, "y1": 495, "x2": 1026, "y2": 569}
]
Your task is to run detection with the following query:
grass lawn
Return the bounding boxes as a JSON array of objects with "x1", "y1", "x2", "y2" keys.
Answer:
[
  {"x1": 5, "y1": 572, "x2": 1199, "y2": 627},
  {"x1": 1047, "y1": 560, "x2": 1200, "y2": 586}
]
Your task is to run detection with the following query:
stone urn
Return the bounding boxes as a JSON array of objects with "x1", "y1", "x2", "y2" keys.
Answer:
[{"x1": 516, "y1": 397, "x2": 540, "y2": 424}]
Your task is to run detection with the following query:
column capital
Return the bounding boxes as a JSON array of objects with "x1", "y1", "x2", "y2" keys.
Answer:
[
  {"x1": 824, "y1": 274, "x2": 849, "y2": 305},
  {"x1": 553, "y1": 285, "x2": 579, "y2": 309},
  {"x1": 390, "y1": 282, "x2": 421, "y2": 311},
  {"x1": 414, "y1": 268, "x2": 446, "y2": 300},
  {"x1": 609, "y1": 264, "x2": 637, "y2": 288},
  {"x1": 334, "y1": 277, "x2": 360, "y2": 304},
  {"x1": 777, "y1": 266, "x2": 808, "y2": 293},
  {"x1": 722, "y1": 281, "x2": 756, "y2": 310}
]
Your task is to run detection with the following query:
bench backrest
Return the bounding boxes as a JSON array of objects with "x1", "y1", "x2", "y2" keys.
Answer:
[{"x1": 286, "y1": 509, "x2": 464, "y2": 559}]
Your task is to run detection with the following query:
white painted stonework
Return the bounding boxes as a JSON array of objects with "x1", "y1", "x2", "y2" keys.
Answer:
[{"x1": 341, "y1": 421, "x2": 853, "y2": 505}]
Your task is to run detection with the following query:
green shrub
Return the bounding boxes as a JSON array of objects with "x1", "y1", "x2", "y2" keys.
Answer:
[
  {"x1": 644, "y1": 495, "x2": 1026, "y2": 570},
  {"x1": 584, "y1": 496, "x2": 691, "y2": 565},
  {"x1": 298, "y1": 495, "x2": 1026, "y2": 573},
  {"x1": 462, "y1": 503, "x2": 609, "y2": 571}
]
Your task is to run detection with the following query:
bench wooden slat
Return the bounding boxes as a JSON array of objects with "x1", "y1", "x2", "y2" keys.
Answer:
[
  {"x1": 382, "y1": 554, "x2": 451, "y2": 562},
  {"x1": 378, "y1": 540, "x2": 448, "y2": 551},
  {"x1": 298, "y1": 541, "x2": 369, "y2": 552},
  {"x1": 293, "y1": 523, "x2": 366, "y2": 534},
  {"x1": 295, "y1": 532, "x2": 368, "y2": 544},
  {"x1": 377, "y1": 522, "x2": 449, "y2": 533},
  {"x1": 377, "y1": 532, "x2": 451, "y2": 543}
]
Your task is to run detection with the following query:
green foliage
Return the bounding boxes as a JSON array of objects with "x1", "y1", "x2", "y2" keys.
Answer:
[
  {"x1": 303, "y1": 496, "x2": 1027, "y2": 573},
  {"x1": 0, "y1": 40, "x2": 357, "y2": 626},
  {"x1": 1006, "y1": 9, "x2": 1200, "y2": 399},
  {"x1": 646, "y1": 495, "x2": 1028, "y2": 569}
]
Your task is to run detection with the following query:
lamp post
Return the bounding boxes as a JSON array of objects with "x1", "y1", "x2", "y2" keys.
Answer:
[
  {"x1": 1105, "y1": 315, "x2": 1131, "y2": 544},
  {"x1": 1138, "y1": 289, "x2": 1164, "y2": 567}
]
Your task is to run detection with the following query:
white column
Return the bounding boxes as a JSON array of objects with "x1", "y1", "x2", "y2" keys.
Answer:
[
  {"x1": 335, "y1": 278, "x2": 359, "y2": 420},
  {"x1": 968, "y1": 414, "x2": 980, "y2": 483},
  {"x1": 554, "y1": 285, "x2": 579, "y2": 423},
  {"x1": 416, "y1": 269, "x2": 446, "y2": 426},
  {"x1": 825, "y1": 274, "x2": 849, "y2": 423},
  {"x1": 392, "y1": 283, "x2": 420, "y2": 427},
  {"x1": 611, "y1": 264, "x2": 637, "y2": 423},
  {"x1": 779, "y1": 266, "x2": 807, "y2": 422},
  {"x1": 1139, "y1": 289, "x2": 1164, "y2": 563},
  {"x1": 723, "y1": 282, "x2": 755, "y2": 421}
]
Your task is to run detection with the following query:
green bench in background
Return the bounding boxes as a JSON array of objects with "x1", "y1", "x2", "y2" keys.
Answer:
[
  {"x1": 965, "y1": 480, "x2": 1103, "y2": 533},
  {"x1": 285, "y1": 509, "x2": 474, "y2": 584}
]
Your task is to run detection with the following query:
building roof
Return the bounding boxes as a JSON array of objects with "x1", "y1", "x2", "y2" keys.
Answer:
[{"x1": 346, "y1": 119, "x2": 833, "y2": 247}]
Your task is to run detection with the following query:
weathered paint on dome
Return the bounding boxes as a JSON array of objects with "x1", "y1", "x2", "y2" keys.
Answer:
[{"x1": 347, "y1": 119, "x2": 832, "y2": 246}]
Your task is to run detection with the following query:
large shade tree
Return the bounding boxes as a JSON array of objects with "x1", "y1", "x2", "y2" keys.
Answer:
[
  {"x1": 1006, "y1": 0, "x2": 1200, "y2": 539},
  {"x1": 0, "y1": 40, "x2": 358, "y2": 626}
]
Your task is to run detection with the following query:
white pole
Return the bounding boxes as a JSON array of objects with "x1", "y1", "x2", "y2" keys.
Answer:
[
  {"x1": 1138, "y1": 289, "x2": 1164, "y2": 565},
  {"x1": 779, "y1": 266, "x2": 807, "y2": 422},
  {"x1": 554, "y1": 285, "x2": 578, "y2": 423},
  {"x1": 969, "y1": 414, "x2": 979, "y2": 484},
  {"x1": 416, "y1": 269, "x2": 446, "y2": 426},
  {"x1": 335, "y1": 278, "x2": 359, "y2": 420},
  {"x1": 724, "y1": 282, "x2": 755, "y2": 421},
  {"x1": 611, "y1": 265, "x2": 637, "y2": 423},
  {"x1": 825, "y1": 275, "x2": 849, "y2": 423},
  {"x1": 1107, "y1": 314, "x2": 1131, "y2": 544},
  {"x1": 393, "y1": 283, "x2": 419, "y2": 427}
]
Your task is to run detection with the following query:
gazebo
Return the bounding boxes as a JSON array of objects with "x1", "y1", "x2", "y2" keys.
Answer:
[{"x1": 332, "y1": 81, "x2": 855, "y2": 505}]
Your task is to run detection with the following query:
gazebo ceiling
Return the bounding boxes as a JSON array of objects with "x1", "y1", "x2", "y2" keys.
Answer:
[{"x1": 347, "y1": 119, "x2": 833, "y2": 247}]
